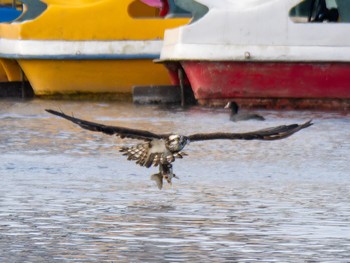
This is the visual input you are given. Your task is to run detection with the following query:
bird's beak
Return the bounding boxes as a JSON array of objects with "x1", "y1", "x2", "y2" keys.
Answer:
[{"x1": 224, "y1": 102, "x2": 231, "y2": 109}]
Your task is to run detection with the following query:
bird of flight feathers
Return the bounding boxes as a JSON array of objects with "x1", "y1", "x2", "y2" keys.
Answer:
[{"x1": 46, "y1": 109, "x2": 313, "y2": 189}]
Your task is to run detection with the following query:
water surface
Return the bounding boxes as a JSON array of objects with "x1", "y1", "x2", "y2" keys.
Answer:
[{"x1": 0, "y1": 100, "x2": 349, "y2": 262}]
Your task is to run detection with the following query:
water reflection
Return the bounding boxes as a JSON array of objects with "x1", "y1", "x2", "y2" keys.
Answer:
[{"x1": 0, "y1": 99, "x2": 350, "y2": 262}]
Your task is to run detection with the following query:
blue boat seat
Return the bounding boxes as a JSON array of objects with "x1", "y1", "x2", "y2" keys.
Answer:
[{"x1": 0, "y1": 7, "x2": 21, "y2": 22}]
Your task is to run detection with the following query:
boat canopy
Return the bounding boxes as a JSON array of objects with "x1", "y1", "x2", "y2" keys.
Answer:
[
  {"x1": 0, "y1": 0, "x2": 189, "y2": 59},
  {"x1": 160, "y1": 0, "x2": 350, "y2": 62}
]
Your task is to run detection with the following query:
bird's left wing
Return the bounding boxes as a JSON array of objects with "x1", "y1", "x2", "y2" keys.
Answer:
[
  {"x1": 46, "y1": 109, "x2": 167, "y2": 141},
  {"x1": 187, "y1": 120, "x2": 313, "y2": 142}
]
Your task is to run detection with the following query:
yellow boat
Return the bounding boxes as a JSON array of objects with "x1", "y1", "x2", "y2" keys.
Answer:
[
  {"x1": 0, "y1": 0, "x2": 189, "y2": 97},
  {"x1": 0, "y1": 1, "x2": 21, "y2": 83}
]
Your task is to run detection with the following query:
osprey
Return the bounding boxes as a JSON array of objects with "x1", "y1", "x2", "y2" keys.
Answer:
[{"x1": 46, "y1": 109, "x2": 312, "y2": 189}]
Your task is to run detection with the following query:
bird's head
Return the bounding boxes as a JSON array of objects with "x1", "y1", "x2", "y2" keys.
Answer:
[
  {"x1": 166, "y1": 134, "x2": 190, "y2": 152},
  {"x1": 224, "y1": 101, "x2": 239, "y2": 114}
]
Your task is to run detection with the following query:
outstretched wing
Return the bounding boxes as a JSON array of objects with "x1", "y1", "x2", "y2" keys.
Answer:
[
  {"x1": 46, "y1": 109, "x2": 167, "y2": 141},
  {"x1": 187, "y1": 120, "x2": 312, "y2": 142}
]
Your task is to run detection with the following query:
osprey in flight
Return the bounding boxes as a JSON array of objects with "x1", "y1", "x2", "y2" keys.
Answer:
[{"x1": 46, "y1": 109, "x2": 312, "y2": 189}]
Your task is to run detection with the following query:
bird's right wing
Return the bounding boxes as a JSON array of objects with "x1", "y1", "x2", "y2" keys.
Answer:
[
  {"x1": 187, "y1": 120, "x2": 313, "y2": 142},
  {"x1": 46, "y1": 109, "x2": 166, "y2": 141}
]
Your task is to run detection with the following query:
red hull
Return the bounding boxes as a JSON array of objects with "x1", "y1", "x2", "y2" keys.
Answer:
[{"x1": 164, "y1": 61, "x2": 350, "y2": 108}]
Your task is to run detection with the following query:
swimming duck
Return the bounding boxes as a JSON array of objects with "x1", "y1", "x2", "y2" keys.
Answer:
[
  {"x1": 225, "y1": 101, "x2": 265, "y2": 122},
  {"x1": 46, "y1": 109, "x2": 312, "y2": 189}
]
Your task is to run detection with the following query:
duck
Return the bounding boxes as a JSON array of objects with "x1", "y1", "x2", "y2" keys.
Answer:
[
  {"x1": 225, "y1": 101, "x2": 265, "y2": 122},
  {"x1": 46, "y1": 109, "x2": 312, "y2": 189}
]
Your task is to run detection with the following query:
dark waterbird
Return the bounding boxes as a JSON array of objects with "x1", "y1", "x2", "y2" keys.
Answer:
[
  {"x1": 46, "y1": 109, "x2": 312, "y2": 189},
  {"x1": 225, "y1": 101, "x2": 265, "y2": 121}
]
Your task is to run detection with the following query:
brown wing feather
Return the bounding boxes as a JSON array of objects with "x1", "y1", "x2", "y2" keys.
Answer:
[
  {"x1": 188, "y1": 120, "x2": 312, "y2": 142},
  {"x1": 46, "y1": 109, "x2": 311, "y2": 145},
  {"x1": 46, "y1": 109, "x2": 168, "y2": 141}
]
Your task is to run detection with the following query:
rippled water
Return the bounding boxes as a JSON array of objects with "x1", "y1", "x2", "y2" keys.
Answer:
[{"x1": 0, "y1": 99, "x2": 350, "y2": 262}]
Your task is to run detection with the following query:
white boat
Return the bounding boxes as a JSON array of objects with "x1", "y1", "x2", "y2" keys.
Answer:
[{"x1": 159, "y1": 0, "x2": 350, "y2": 108}]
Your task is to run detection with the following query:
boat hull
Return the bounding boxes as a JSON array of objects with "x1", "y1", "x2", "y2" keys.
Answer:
[
  {"x1": 164, "y1": 61, "x2": 350, "y2": 108},
  {"x1": 0, "y1": 59, "x2": 21, "y2": 82},
  {"x1": 18, "y1": 59, "x2": 171, "y2": 96}
]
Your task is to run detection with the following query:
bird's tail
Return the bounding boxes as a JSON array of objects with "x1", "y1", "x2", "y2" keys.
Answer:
[{"x1": 118, "y1": 143, "x2": 187, "y2": 168}]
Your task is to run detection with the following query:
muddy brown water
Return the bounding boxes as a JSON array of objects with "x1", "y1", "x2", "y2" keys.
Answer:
[{"x1": 1, "y1": 99, "x2": 349, "y2": 262}]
